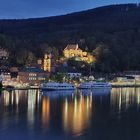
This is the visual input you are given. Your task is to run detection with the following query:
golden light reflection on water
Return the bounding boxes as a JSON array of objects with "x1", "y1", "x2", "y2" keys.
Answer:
[
  {"x1": 62, "y1": 93, "x2": 92, "y2": 135},
  {"x1": 42, "y1": 97, "x2": 50, "y2": 127},
  {"x1": 3, "y1": 90, "x2": 28, "y2": 107},
  {"x1": 1, "y1": 89, "x2": 93, "y2": 134},
  {"x1": 111, "y1": 88, "x2": 140, "y2": 111}
]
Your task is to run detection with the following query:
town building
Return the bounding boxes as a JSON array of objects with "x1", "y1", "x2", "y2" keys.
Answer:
[
  {"x1": 2, "y1": 72, "x2": 12, "y2": 86},
  {"x1": 10, "y1": 67, "x2": 19, "y2": 78},
  {"x1": 43, "y1": 54, "x2": 56, "y2": 73},
  {"x1": 68, "y1": 73, "x2": 82, "y2": 78},
  {"x1": 29, "y1": 63, "x2": 42, "y2": 69},
  {"x1": 115, "y1": 76, "x2": 135, "y2": 83},
  {"x1": 18, "y1": 67, "x2": 49, "y2": 85},
  {"x1": 0, "y1": 66, "x2": 9, "y2": 73},
  {"x1": 37, "y1": 59, "x2": 43, "y2": 65},
  {"x1": 63, "y1": 44, "x2": 95, "y2": 63},
  {"x1": 124, "y1": 71, "x2": 140, "y2": 82},
  {"x1": 0, "y1": 66, "x2": 11, "y2": 86}
]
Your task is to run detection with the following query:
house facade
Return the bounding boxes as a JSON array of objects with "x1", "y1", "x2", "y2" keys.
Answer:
[
  {"x1": 18, "y1": 67, "x2": 49, "y2": 85},
  {"x1": 64, "y1": 44, "x2": 87, "y2": 58},
  {"x1": 63, "y1": 44, "x2": 95, "y2": 63}
]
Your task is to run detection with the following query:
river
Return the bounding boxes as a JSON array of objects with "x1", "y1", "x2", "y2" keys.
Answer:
[{"x1": 0, "y1": 88, "x2": 140, "y2": 140}]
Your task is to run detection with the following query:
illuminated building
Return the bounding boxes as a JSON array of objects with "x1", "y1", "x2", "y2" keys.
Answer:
[
  {"x1": 63, "y1": 44, "x2": 95, "y2": 63},
  {"x1": 43, "y1": 54, "x2": 56, "y2": 73},
  {"x1": 18, "y1": 67, "x2": 49, "y2": 85},
  {"x1": 37, "y1": 59, "x2": 43, "y2": 65}
]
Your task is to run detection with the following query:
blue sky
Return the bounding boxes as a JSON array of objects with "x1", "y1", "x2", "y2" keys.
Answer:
[{"x1": 0, "y1": 0, "x2": 140, "y2": 19}]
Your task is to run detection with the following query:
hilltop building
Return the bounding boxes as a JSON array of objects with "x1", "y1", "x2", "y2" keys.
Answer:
[{"x1": 63, "y1": 44, "x2": 95, "y2": 63}]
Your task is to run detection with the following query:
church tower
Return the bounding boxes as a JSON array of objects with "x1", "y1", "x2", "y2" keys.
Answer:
[{"x1": 43, "y1": 53, "x2": 55, "y2": 73}]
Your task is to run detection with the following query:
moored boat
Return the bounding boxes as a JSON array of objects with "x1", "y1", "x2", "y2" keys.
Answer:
[
  {"x1": 79, "y1": 81, "x2": 112, "y2": 90},
  {"x1": 79, "y1": 81, "x2": 95, "y2": 89},
  {"x1": 91, "y1": 82, "x2": 112, "y2": 89},
  {"x1": 41, "y1": 82, "x2": 76, "y2": 90}
]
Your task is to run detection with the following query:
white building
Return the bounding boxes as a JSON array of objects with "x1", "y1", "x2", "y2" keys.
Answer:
[{"x1": 68, "y1": 73, "x2": 82, "y2": 78}]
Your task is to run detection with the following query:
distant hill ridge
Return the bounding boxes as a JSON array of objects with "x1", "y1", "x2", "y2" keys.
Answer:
[{"x1": 0, "y1": 4, "x2": 140, "y2": 38}]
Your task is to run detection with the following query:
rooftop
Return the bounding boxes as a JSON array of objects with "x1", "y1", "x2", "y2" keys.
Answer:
[
  {"x1": 64, "y1": 44, "x2": 79, "y2": 50},
  {"x1": 19, "y1": 67, "x2": 46, "y2": 73}
]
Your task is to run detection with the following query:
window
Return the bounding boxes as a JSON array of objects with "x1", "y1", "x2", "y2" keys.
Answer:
[{"x1": 29, "y1": 73, "x2": 37, "y2": 76}]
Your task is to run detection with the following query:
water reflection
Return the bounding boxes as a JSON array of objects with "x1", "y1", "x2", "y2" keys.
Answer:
[
  {"x1": 0, "y1": 89, "x2": 111, "y2": 137},
  {"x1": 92, "y1": 88, "x2": 111, "y2": 95},
  {"x1": 80, "y1": 88, "x2": 111, "y2": 95},
  {"x1": 41, "y1": 90, "x2": 93, "y2": 135},
  {"x1": 42, "y1": 90, "x2": 75, "y2": 99},
  {"x1": 3, "y1": 90, "x2": 28, "y2": 107},
  {"x1": 111, "y1": 88, "x2": 140, "y2": 111},
  {"x1": 27, "y1": 90, "x2": 40, "y2": 130},
  {"x1": 62, "y1": 93, "x2": 92, "y2": 135},
  {"x1": 79, "y1": 89, "x2": 92, "y2": 95},
  {"x1": 0, "y1": 90, "x2": 40, "y2": 131},
  {"x1": 42, "y1": 97, "x2": 50, "y2": 128},
  {"x1": 1, "y1": 88, "x2": 140, "y2": 139}
]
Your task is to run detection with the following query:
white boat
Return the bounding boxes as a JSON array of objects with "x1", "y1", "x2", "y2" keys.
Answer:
[
  {"x1": 92, "y1": 82, "x2": 112, "y2": 89},
  {"x1": 79, "y1": 81, "x2": 112, "y2": 90},
  {"x1": 79, "y1": 81, "x2": 95, "y2": 89},
  {"x1": 41, "y1": 82, "x2": 76, "y2": 90}
]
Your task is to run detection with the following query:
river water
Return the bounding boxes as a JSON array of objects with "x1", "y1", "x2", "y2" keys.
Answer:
[{"x1": 0, "y1": 88, "x2": 140, "y2": 140}]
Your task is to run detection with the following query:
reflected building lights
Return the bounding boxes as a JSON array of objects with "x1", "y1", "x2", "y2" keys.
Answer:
[
  {"x1": 0, "y1": 89, "x2": 44, "y2": 131},
  {"x1": 111, "y1": 88, "x2": 140, "y2": 112},
  {"x1": 27, "y1": 90, "x2": 38, "y2": 128},
  {"x1": 11, "y1": 92, "x2": 14, "y2": 105},
  {"x1": 42, "y1": 97, "x2": 50, "y2": 128},
  {"x1": 136, "y1": 88, "x2": 140, "y2": 106},
  {"x1": 15, "y1": 90, "x2": 19, "y2": 106},
  {"x1": 63, "y1": 94, "x2": 92, "y2": 134},
  {"x1": 1, "y1": 90, "x2": 29, "y2": 128},
  {"x1": 3, "y1": 90, "x2": 24, "y2": 107},
  {"x1": 4, "y1": 91, "x2": 10, "y2": 106}
]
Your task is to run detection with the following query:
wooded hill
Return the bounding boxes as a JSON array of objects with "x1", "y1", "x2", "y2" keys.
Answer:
[{"x1": 0, "y1": 4, "x2": 140, "y2": 72}]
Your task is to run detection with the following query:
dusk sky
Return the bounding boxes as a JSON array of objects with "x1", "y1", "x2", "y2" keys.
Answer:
[{"x1": 0, "y1": 0, "x2": 140, "y2": 19}]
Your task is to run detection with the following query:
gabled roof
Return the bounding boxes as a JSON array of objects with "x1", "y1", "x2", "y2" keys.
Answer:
[{"x1": 64, "y1": 44, "x2": 79, "y2": 50}]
